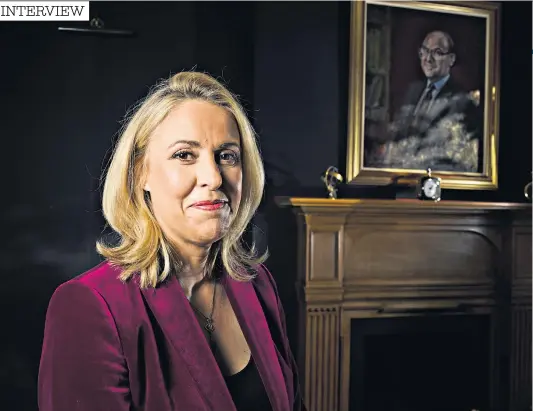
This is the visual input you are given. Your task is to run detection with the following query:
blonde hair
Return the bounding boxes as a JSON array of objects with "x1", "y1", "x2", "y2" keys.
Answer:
[{"x1": 96, "y1": 71, "x2": 267, "y2": 288}]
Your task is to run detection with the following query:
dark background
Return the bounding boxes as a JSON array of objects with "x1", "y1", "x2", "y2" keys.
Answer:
[{"x1": 0, "y1": 2, "x2": 530, "y2": 409}]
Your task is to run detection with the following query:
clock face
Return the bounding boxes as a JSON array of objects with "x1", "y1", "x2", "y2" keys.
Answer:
[{"x1": 423, "y1": 179, "x2": 438, "y2": 198}]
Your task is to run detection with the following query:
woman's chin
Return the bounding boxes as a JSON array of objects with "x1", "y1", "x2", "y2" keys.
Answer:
[{"x1": 192, "y1": 224, "x2": 228, "y2": 246}]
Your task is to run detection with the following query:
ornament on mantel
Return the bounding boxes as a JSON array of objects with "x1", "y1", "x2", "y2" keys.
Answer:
[{"x1": 321, "y1": 166, "x2": 343, "y2": 199}]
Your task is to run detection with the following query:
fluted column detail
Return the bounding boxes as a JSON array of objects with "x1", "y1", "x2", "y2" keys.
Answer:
[{"x1": 305, "y1": 307, "x2": 340, "y2": 411}]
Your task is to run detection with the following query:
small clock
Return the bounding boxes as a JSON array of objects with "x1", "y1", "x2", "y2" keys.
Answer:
[{"x1": 417, "y1": 168, "x2": 441, "y2": 202}]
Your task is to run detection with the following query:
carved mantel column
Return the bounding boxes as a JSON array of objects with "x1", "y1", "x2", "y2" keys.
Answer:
[{"x1": 297, "y1": 210, "x2": 348, "y2": 411}]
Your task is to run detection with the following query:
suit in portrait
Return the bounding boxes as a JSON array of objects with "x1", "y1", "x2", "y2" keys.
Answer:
[{"x1": 368, "y1": 30, "x2": 482, "y2": 172}]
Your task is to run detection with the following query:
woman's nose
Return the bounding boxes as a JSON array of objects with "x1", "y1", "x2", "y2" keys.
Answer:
[{"x1": 196, "y1": 157, "x2": 223, "y2": 190}]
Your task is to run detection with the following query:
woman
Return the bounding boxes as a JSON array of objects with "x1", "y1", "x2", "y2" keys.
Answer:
[{"x1": 38, "y1": 71, "x2": 305, "y2": 411}]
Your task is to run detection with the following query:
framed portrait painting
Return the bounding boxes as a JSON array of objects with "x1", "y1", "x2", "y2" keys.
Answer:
[{"x1": 345, "y1": 1, "x2": 501, "y2": 190}]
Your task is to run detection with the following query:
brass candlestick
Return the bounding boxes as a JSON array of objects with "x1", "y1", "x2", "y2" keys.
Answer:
[{"x1": 321, "y1": 166, "x2": 343, "y2": 199}]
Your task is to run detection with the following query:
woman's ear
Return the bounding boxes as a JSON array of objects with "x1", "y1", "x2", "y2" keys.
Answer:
[{"x1": 141, "y1": 156, "x2": 150, "y2": 192}]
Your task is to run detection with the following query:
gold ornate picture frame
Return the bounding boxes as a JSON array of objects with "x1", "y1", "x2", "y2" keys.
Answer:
[{"x1": 346, "y1": 1, "x2": 500, "y2": 190}]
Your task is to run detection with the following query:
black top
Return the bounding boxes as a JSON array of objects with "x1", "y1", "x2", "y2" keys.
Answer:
[{"x1": 224, "y1": 356, "x2": 273, "y2": 411}]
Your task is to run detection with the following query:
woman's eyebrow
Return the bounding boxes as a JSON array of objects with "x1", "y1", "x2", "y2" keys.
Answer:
[
  {"x1": 167, "y1": 140, "x2": 201, "y2": 150},
  {"x1": 218, "y1": 142, "x2": 241, "y2": 150}
]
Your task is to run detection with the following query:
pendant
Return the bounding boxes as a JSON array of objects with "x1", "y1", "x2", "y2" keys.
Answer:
[{"x1": 205, "y1": 318, "x2": 215, "y2": 333}]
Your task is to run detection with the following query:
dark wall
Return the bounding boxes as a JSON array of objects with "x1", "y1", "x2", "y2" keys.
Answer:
[{"x1": 1, "y1": 1, "x2": 530, "y2": 409}]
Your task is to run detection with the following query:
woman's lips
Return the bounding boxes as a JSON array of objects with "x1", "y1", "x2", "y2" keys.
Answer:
[{"x1": 191, "y1": 200, "x2": 227, "y2": 211}]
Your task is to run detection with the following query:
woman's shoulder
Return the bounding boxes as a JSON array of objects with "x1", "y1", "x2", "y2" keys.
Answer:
[
  {"x1": 71, "y1": 260, "x2": 126, "y2": 288},
  {"x1": 44, "y1": 261, "x2": 144, "y2": 342},
  {"x1": 50, "y1": 260, "x2": 137, "y2": 312},
  {"x1": 250, "y1": 263, "x2": 281, "y2": 299},
  {"x1": 249, "y1": 263, "x2": 271, "y2": 283}
]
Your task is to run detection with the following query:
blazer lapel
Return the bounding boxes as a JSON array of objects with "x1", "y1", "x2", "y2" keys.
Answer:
[
  {"x1": 223, "y1": 272, "x2": 291, "y2": 411},
  {"x1": 141, "y1": 277, "x2": 236, "y2": 411}
]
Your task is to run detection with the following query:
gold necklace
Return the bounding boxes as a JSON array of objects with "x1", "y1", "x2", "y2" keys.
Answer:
[{"x1": 188, "y1": 281, "x2": 217, "y2": 340}]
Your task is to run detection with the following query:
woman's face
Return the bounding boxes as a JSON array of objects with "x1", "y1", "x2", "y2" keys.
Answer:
[{"x1": 143, "y1": 100, "x2": 242, "y2": 249}]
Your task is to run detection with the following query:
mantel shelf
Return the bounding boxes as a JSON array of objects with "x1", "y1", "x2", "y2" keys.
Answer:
[{"x1": 275, "y1": 196, "x2": 532, "y2": 213}]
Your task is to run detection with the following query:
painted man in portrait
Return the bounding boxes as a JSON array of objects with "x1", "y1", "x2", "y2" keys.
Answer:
[{"x1": 369, "y1": 30, "x2": 482, "y2": 172}]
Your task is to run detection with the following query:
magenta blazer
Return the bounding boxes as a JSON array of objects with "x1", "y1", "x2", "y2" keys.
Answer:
[{"x1": 38, "y1": 261, "x2": 305, "y2": 411}]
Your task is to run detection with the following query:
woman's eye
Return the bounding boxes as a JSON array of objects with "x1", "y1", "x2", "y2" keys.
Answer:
[
  {"x1": 172, "y1": 150, "x2": 194, "y2": 161},
  {"x1": 218, "y1": 151, "x2": 240, "y2": 165}
]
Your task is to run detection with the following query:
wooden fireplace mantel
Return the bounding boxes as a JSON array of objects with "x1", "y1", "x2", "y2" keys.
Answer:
[
  {"x1": 276, "y1": 197, "x2": 532, "y2": 411},
  {"x1": 276, "y1": 196, "x2": 530, "y2": 212}
]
